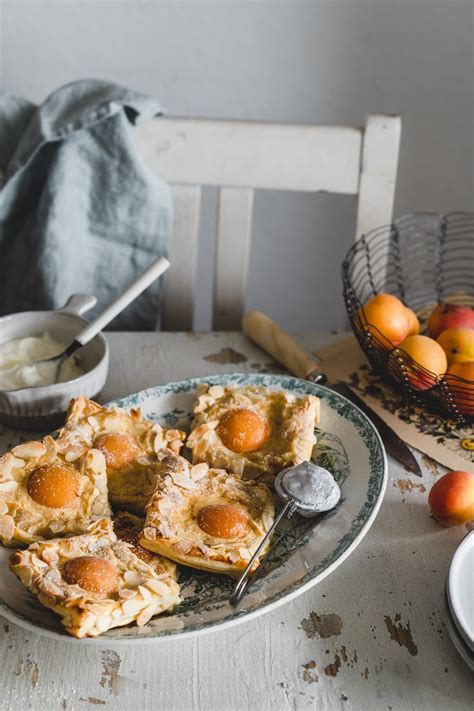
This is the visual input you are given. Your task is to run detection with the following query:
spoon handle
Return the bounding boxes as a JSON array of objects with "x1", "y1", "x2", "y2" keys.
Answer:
[
  {"x1": 74, "y1": 257, "x2": 170, "y2": 346},
  {"x1": 230, "y1": 499, "x2": 297, "y2": 607}
]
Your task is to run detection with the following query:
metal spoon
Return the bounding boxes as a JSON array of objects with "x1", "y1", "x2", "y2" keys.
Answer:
[
  {"x1": 28, "y1": 256, "x2": 170, "y2": 383},
  {"x1": 230, "y1": 461, "x2": 341, "y2": 607}
]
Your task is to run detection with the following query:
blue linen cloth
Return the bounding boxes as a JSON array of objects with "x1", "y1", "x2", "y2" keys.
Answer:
[{"x1": 0, "y1": 80, "x2": 171, "y2": 330}]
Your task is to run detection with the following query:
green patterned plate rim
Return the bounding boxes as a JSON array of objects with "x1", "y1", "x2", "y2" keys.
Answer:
[{"x1": 0, "y1": 373, "x2": 387, "y2": 643}]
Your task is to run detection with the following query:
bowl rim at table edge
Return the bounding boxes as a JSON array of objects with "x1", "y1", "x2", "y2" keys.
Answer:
[{"x1": 0, "y1": 374, "x2": 388, "y2": 644}]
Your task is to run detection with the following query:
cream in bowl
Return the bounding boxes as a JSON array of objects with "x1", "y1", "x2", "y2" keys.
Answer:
[
  {"x1": 0, "y1": 294, "x2": 109, "y2": 429},
  {"x1": 0, "y1": 332, "x2": 84, "y2": 391}
]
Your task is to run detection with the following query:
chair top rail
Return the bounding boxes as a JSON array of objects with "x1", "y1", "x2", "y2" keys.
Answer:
[{"x1": 135, "y1": 117, "x2": 363, "y2": 194}]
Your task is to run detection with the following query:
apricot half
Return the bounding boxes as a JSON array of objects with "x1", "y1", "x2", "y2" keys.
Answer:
[
  {"x1": 27, "y1": 464, "x2": 77, "y2": 508},
  {"x1": 62, "y1": 556, "x2": 119, "y2": 594},
  {"x1": 197, "y1": 504, "x2": 249, "y2": 539},
  {"x1": 93, "y1": 433, "x2": 139, "y2": 470},
  {"x1": 217, "y1": 408, "x2": 269, "y2": 452}
]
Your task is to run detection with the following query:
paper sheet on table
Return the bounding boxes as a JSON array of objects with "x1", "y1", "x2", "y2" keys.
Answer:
[{"x1": 314, "y1": 337, "x2": 474, "y2": 474}]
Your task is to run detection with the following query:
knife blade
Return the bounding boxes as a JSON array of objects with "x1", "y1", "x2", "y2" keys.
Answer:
[{"x1": 242, "y1": 310, "x2": 422, "y2": 477}]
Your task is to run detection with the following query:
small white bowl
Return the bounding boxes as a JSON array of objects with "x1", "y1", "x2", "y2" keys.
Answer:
[{"x1": 0, "y1": 294, "x2": 109, "y2": 429}]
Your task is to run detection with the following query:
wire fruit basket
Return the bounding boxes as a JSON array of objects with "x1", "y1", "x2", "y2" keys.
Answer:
[{"x1": 342, "y1": 212, "x2": 474, "y2": 423}]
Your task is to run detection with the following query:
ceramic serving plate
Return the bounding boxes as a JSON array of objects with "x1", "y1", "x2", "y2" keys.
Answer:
[{"x1": 0, "y1": 373, "x2": 387, "y2": 643}]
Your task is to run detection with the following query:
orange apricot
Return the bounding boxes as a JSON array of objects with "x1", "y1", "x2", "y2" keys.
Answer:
[
  {"x1": 217, "y1": 408, "x2": 269, "y2": 452},
  {"x1": 444, "y1": 361, "x2": 474, "y2": 415},
  {"x1": 395, "y1": 335, "x2": 447, "y2": 390},
  {"x1": 358, "y1": 294, "x2": 410, "y2": 348},
  {"x1": 428, "y1": 471, "x2": 474, "y2": 526}
]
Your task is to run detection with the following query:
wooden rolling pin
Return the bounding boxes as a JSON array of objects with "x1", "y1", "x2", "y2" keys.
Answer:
[{"x1": 242, "y1": 310, "x2": 326, "y2": 383}]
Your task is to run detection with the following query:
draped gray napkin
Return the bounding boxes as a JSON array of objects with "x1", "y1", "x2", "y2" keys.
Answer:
[{"x1": 0, "y1": 80, "x2": 171, "y2": 330}]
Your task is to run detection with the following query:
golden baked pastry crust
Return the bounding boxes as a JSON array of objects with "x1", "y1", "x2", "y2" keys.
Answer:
[
  {"x1": 10, "y1": 518, "x2": 181, "y2": 638},
  {"x1": 0, "y1": 436, "x2": 110, "y2": 546},
  {"x1": 59, "y1": 397, "x2": 186, "y2": 513},
  {"x1": 139, "y1": 451, "x2": 275, "y2": 578},
  {"x1": 113, "y1": 510, "x2": 177, "y2": 578},
  {"x1": 187, "y1": 384, "x2": 319, "y2": 481}
]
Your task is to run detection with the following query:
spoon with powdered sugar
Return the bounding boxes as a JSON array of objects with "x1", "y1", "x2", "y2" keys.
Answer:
[{"x1": 230, "y1": 461, "x2": 341, "y2": 607}]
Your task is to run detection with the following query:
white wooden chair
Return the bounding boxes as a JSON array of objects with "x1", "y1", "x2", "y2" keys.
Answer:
[{"x1": 135, "y1": 115, "x2": 401, "y2": 330}]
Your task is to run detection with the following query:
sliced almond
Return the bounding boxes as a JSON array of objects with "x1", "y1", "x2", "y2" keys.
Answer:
[
  {"x1": 118, "y1": 587, "x2": 138, "y2": 599},
  {"x1": 136, "y1": 603, "x2": 157, "y2": 627},
  {"x1": 9, "y1": 457, "x2": 25, "y2": 470},
  {"x1": 98, "y1": 615, "x2": 113, "y2": 632},
  {"x1": 190, "y1": 463, "x2": 209, "y2": 481},
  {"x1": 64, "y1": 447, "x2": 83, "y2": 463},
  {"x1": 0, "y1": 500, "x2": 8, "y2": 515},
  {"x1": 146, "y1": 579, "x2": 170, "y2": 596},
  {"x1": 138, "y1": 584, "x2": 154, "y2": 603},
  {"x1": 165, "y1": 429, "x2": 185, "y2": 441},
  {"x1": 208, "y1": 385, "x2": 225, "y2": 399},
  {"x1": 87, "y1": 448, "x2": 106, "y2": 473},
  {"x1": 142, "y1": 527, "x2": 156, "y2": 540},
  {"x1": 0, "y1": 514, "x2": 15, "y2": 541},
  {"x1": 123, "y1": 570, "x2": 146, "y2": 587},
  {"x1": 48, "y1": 521, "x2": 66, "y2": 533},
  {"x1": 0, "y1": 481, "x2": 18, "y2": 493},
  {"x1": 121, "y1": 598, "x2": 143, "y2": 616},
  {"x1": 41, "y1": 549, "x2": 59, "y2": 565},
  {"x1": 12, "y1": 441, "x2": 46, "y2": 459}
]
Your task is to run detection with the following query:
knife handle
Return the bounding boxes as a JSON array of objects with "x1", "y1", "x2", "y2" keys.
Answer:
[{"x1": 242, "y1": 310, "x2": 325, "y2": 382}]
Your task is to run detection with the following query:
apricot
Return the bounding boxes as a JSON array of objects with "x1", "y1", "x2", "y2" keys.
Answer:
[
  {"x1": 428, "y1": 471, "x2": 474, "y2": 526},
  {"x1": 197, "y1": 504, "x2": 249, "y2": 539},
  {"x1": 427, "y1": 303, "x2": 474, "y2": 339},
  {"x1": 395, "y1": 335, "x2": 448, "y2": 390},
  {"x1": 93, "y1": 433, "x2": 139, "y2": 470},
  {"x1": 405, "y1": 307, "x2": 420, "y2": 336},
  {"x1": 217, "y1": 408, "x2": 269, "y2": 452},
  {"x1": 445, "y1": 361, "x2": 474, "y2": 415},
  {"x1": 358, "y1": 294, "x2": 410, "y2": 348},
  {"x1": 62, "y1": 556, "x2": 119, "y2": 594},
  {"x1": 437, "y1": 328, "x2": 474, "y2": 365},
  {"x1": 27, "y1": 465, "x2": 77, "y2": 508}
]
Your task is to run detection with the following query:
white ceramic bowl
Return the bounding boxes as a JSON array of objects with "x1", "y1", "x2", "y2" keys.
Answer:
[{"x1": 0, "y1": 294, "x2": 109, "y2": 429}]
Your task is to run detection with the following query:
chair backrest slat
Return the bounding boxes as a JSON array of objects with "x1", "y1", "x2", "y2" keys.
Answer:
[
  {"x1": 355, "y1": 115, "x2": 402, "y2": 238},
  {"x1": 136, "y1": 118, "x2": 362, "y2": 193},
  {"x1": 135, "y1": 115, "x2": 401, "y2": 330},
  {"x1": 162, "y1": 185, "x2": 201, "y2": 330},
  {"x1": 213, "y1": 187, "x2": 254, "y2": 329}
]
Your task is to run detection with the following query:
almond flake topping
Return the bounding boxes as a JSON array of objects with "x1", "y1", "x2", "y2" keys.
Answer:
[{"x1": 12, "y1": 441, "x2": 46, "y2": 459}]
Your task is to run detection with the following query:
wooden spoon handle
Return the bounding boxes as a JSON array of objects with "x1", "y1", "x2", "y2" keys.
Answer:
[{"x1": 242, "y1": 310, "x2": 324, "y2": 381}]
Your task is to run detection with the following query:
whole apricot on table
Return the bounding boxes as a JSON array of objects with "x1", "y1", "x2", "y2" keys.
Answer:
[
  {"x1": 358, "y1": 294, "x2": 410, "y2": 348},
  {"x1": 427, "y1": 303, "x2": 474, "y2": 339},
  {"x1": 394, "y1": 334, "x2": 448, "y2": 389},
  {"x1": 437, "y1": 328, "x2": 474, "y2": 365},
  {"x1": 428, "y1": 471, "x2": 474, "y2": 526},
  {"x1": 444, "y1": 361, "x2": 474, "y2": 415},
  {"x1": 405, "y1": 307, "x2": 420, "y2": 336}
]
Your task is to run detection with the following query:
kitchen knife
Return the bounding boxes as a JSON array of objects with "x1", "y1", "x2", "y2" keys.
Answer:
[{"x1": 242, "y1": 310, "x2": 422, "y2": 477}]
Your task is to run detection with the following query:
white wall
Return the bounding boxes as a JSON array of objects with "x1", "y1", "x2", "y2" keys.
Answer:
[{"x1": 1, "y1": 0, "x2": 473, "y2": 331}]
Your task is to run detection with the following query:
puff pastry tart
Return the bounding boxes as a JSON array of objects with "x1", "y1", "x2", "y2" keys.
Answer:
[
  {"x1": 58, "y1": 397, "x2": 186, "y2": 513},
  {"x1": 187, "y1": 384, "x2": 319, "y2": 481},
  {"x1": 0, "y1": 436, "x2": 110, "y2": 546},
  {"x1": 139, "y1": 451, "x2": 275, "y2": 578},
  {"x1": 113, "y1": 510, "x2": 177, "y2": 579},
  {"x1": 10, "y1": 518, "x2": 181, "y2": 638}
]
